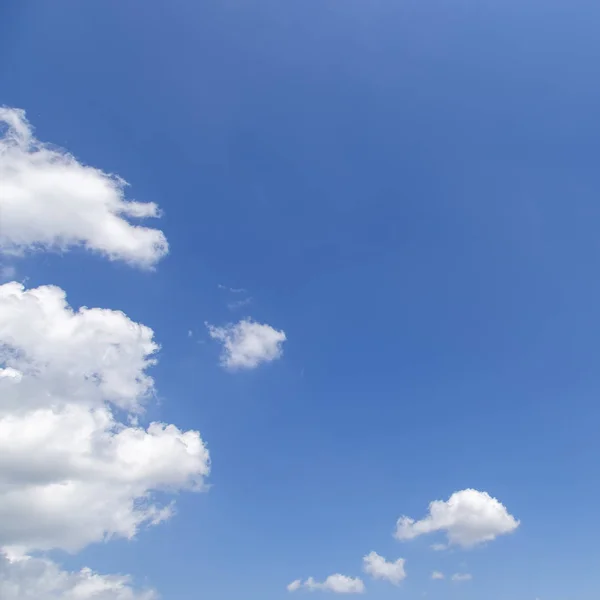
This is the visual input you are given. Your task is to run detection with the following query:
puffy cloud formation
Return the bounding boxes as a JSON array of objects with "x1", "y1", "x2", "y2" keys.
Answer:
[
  {"x1": 0, "y1": 553, "x2": 156, "y2": 600},
  {"x1": 0, "y1": 282, "x2": 210, "y2": 554},
  {"x1": 207, "y1": 319, "x2": 286, "y2": 369},
  {"x1": 288, "y1": 575, "x2": 365, "y2": 594},
  {"x1": 431, "y1": 571, "x2": 444, "y2": 580},
  {"x1": 0, "y1": 107, "x2": 168, "y2": 268},
  {"x1": 395, "y1": 489, "x2": 519, "y2": 548},
  {"x1": 451, "y1": 573, "x2": 473, "y2": 582},
  {"x1": 362, "y1": 552, "x2": 406, "y2": 585}
]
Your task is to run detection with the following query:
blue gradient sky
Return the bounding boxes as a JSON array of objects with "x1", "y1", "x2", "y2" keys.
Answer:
[{"x1": 2, "y1": 1, "x2": 600, "y2": 598}]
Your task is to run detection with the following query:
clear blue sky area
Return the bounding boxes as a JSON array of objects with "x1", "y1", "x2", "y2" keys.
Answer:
[{"x1": 1, "y1": 1, "x2": 600, "y2": 599}]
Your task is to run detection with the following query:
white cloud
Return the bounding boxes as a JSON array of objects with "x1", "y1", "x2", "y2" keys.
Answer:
[
  {"x1": 0, "y1": 552, "x2": 156, "y2": 599},
  {"x1": 207, "y1": 318, "x2": 286, "y2": 369},
  {"x1": 451, "y1": 573, "x2": 472, "y2": 582},
  {"x1": 430, "y1": 543, "x2": 446, "y2": 551},
  {"x1": 228, "y1": 297, "x2": 252, "y2": 311},
  {"x1": 431, "y1": 571, "x2": 444, "y2": 580},
  {"x1": 0, "y1": 107, "x2": 168, "y2": 268},
  {"x1": 362, "y1": 552, "x2": 406, "y2": 585},
  {"x1": 218, "y1": 284, "x2": 246, "y2": 294},
  {"x1": 0, "y1": 282, "x2": 210, "y2": 554},
  {"x1": 395, "y1": 489, "x2": 519, "y2": 548},
  {"x1": 289, "y1": 575, "x2": 365, "y2": 594}
]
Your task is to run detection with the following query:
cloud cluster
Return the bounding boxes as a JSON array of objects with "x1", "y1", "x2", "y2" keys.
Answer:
[
  {"x1": 2, "y1": 107, "x2": 521, "y2": 597},
  {"x1": 287, "y1": 488, "x2": 518, "y2": 593},
  {"x1": 288, "y1": 575, "x2": 365, "y2": 594},
  {"x1": 0, "y1": 283, "x2": 210, "y2": 554},
  {"x1": 0, "y1": 108, "x2": 209, "y2": 598},
  {"x1": 0, "y1": 107, "x2": 168, "y2": 268},
  {"x1": 0, "y1": 553, "x2": 156, "y2": 600},
  {"x1": 207, "y1": 319, "x2": 286, "y2": 369},
  {"x1": 395, "y1": 489, "x2": 519, "y2": 548}
]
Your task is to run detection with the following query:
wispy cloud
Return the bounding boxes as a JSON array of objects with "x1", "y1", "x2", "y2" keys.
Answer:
[
  {"x1": 451, "y1": 573, "x2": 473, "y2": 582},
  {"x1": 218, "y1": 284, "x2": 246, "y2": 294},
  {"x1": 228, "y1": 297, "x2": 253, "y2": 310},
  {"x1": 288, "y1": 575, "x2": 365, "y2": 594}
]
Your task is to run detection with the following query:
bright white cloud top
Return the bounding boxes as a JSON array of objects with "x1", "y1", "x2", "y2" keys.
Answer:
[
  {"x1": 395, "y1": 489, "x2": 519, "y2": 548},
  {"x1": 0, "y1": 108, "x2": 168, "y2": 268},
  {"x1": 0, "y1": 282, "x2": 210, "y2": 554},
  {"x1": 288, "y1": 575, "x2": 365, "y2": 594},
  {"x1": 0, "y1": 552, "x2": 156, "y2": 600},
  {"x1": 362, "y1": 552, "x2": 406, "y2": 585},
  {"x1": 207, "y1": 318, "x2": 286, "y2": 369}
]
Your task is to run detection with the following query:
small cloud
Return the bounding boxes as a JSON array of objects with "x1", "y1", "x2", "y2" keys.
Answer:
[
  {"x1": 188, "y1": 330, "x2": 193, "y2": 338},
  {"x1": 362, "y1": 551, "x2": 406, "y2": 585},
  {"x1": 218, "y1": 284, "x2": 246, "y2": 294},
  {"x1": 431, "y1": 571, "x2": 444, "y2": 580},
  {"x1": 430, "y1": 544, "x2": 447, "y2": 551},
  {"x1": 288, "y1": 575, "x2": 365, "y2": 594},
  {"x1": 228, "y1": 297, "x2": 253, "y2": 310},
  {"x1": 395, "y1": 489, "x2": 519, "y2": 548},
  {"x1": 451, "y1": 573, "x2": 472, "y2": 582},
  {"x1": 206, "y1": 318, "x2": 286, "y2": 369}
]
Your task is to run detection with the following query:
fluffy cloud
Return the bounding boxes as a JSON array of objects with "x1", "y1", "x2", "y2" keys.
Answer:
[
  {"x1": 0, "y1": 282, "x2": 210, "y2": 554},
  {"x1": 288, "y1": 575, "x2": 365, "y2": 594},
  {"x1": 395, "y1": 489, "x2": 519, "y2": 548},
  {"x1": 0, "y1": 107, "x2": 167, "y2": 268},
  {"x1": 207, "y1": 319, "x2": 286, "y2": 369},
  {"x1": 0, "y1": 552, "x2": 156, "y2": 600},
  {"x1": 0, "y1": 282, "x2": 157, "y2": 413},
  {"x1": 431, "y1": 571, "x2": 444, "y2": 580},
  {"x1": 451, "y1": 573, "x2": 473, "y2": 582},
  {"x1": 362, "y1": 552, "x2": 406, "y2": 585}
]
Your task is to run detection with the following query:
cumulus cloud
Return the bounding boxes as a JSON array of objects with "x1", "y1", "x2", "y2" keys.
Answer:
[
  {"x1": 431, "y1": 571, "x2": 444, "y2": 580},
  {"x1": 288, "y1": 575, "x2": 365, "y2": 594},
  {"x1": 0, "y1": 552, "x2": 156, "y2": 600},
  {"x1": 394, "y1": 489, "x2": 519, "y2": 548},
  {"x1": 0, "y1": 282, "x2": 210, "y2": 554},
  {"x1": 0, "y1": 107, "x2": 168, "y2": 268},
  {"x1": 451, "y1": 573, "x2": 473, "y2": 582},
  {"x1": 362, "y1": 552, "x2": 406, "y2": 585},
  {"x1": 207, "y1": 318, "x2": 286, "y2": 369}
]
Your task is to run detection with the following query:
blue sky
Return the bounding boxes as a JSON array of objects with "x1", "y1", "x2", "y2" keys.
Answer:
[{"x1": 1, "y1": 0, "x2": 600, "y2": 599}]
